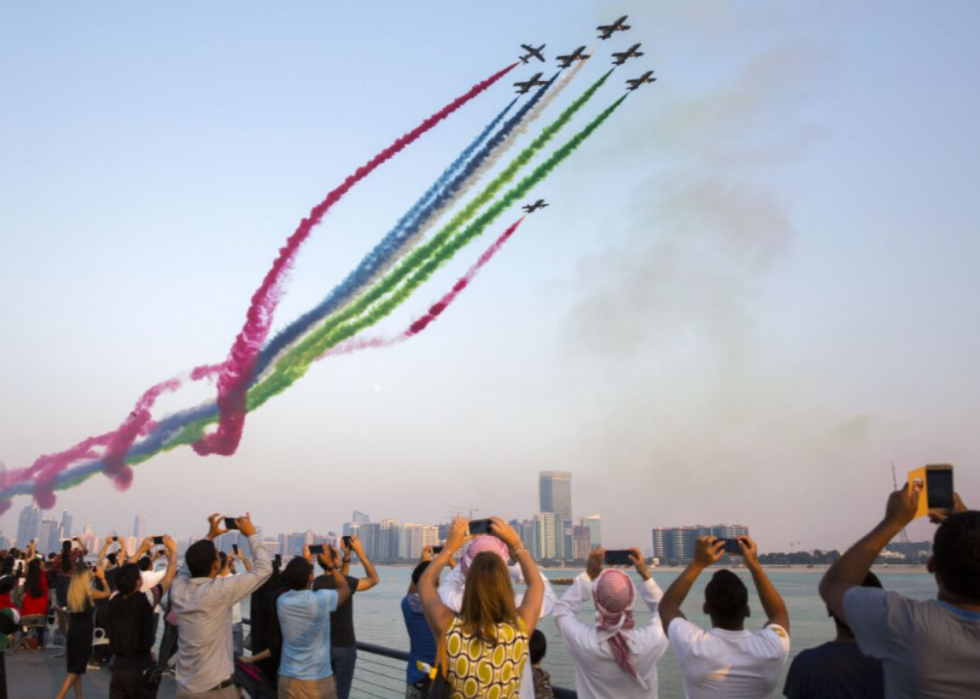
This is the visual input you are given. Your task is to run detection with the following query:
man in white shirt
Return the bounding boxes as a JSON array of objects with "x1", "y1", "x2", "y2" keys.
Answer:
[
  {"x1": 659, "y1": 536, "x2": 790, "y2": 699},
  {"x1": 438, "y1": 534, "x2": 557, "y2": 699},
  {"x1": 554, "y1": 547, "x2": 668, "y2": 699}
]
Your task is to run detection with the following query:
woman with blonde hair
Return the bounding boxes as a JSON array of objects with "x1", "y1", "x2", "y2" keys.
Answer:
[
  {"x1": 419, "y1": 517, "x2": 544, "y2": 699},
  {"x1": 55, "y1": 563, "x2": 111, "y2": 699}
]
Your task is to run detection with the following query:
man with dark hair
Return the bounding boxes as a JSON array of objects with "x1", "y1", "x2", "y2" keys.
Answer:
[
  {"x1": 660, "y1": 536, "x2": 790, "y2": 699},
  {"x1": 784, "y1": 573, "x2": 884, "y2": 699},
  {"x1": 820, "y1": 484, "x2": 980, "y2": 698},
  {"x1": 106, "y1": 536, "x2": 178, "y2": 699},
  {"x1": 401, "y1": 547, "x2": 451, "y2": 699},
  {"x1": 171, "y1": 513, "x2": 272, "y2": 699},
  {"x1": 243, "y1": 546, "x2": 351, "y2": 699},
  {"x1": 312, "y1": 535, "x2": 380, "y2": 699}
]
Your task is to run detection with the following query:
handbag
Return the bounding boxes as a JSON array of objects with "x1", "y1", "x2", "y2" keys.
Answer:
[{"x1": 422, "y1": 622, "x2": 451, "y2": 699}]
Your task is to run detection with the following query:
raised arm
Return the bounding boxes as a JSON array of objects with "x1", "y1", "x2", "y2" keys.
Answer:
[
  {"x1": 629, "y1": 547, "x2": 664, "y2": 613},
  {"x1": 98, "y1": 537, "x2": 112, "y2": 563},
  {"x1": 91, "y1": 567, "x2": 112, "y2": 600},
  {"x1": 206, "y1": 512, "x2": 230, "y2": 541},
  {"x1": 349, "y1": 536, "x2": 380, "y2": 591},
  {"x1": 660, "y1": 536, "x2": 723, "y2": 630},
  {"x1": 740, "y1": 536, "x2": 789, "y2": 632},
  {"x1": 421, "y1": 518, "x2": 471, "y2": 637},
  {"x1": 116, "y1": 537, "x2": 130, "y2": 565},
  {"x1": 159, "y1": 536, "x2": 179, "y2": 593},
  {"x1": 340, "y1": 537, "x2": 352, "y2": 577},
  {"x1": 820, "y1": 483, "x2": 923, "y2": 622},
  {"x1": 321, "y1": 545, "x2": 351, "y2": 606},
  {"x1": 215, "y1": 514, "x2": 272, "y2": 603},
  {"x1": 236, "y1": 548, "x2": 253, "y2": 573},
  {"x1": 408, "y1": 546, "x2": 435, "y2": 595},
  {"x1": 491, "y1": 517, "x2": 543, "y2": 634},
  {"x1": 554, "y1": 548, "x2": 602, "y2": 642},
  {"x1": 132, "y1": 537, "x2": 153, "y2": 562}
]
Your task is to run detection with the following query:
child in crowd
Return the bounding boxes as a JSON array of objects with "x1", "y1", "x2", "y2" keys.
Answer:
[{"x1": 530, "y1": 629, "x2": 554, "y2": 699}]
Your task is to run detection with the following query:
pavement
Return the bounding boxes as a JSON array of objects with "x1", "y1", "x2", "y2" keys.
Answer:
[{"x1": 4, "y1": 649, "x2": 178, "y2": 699}]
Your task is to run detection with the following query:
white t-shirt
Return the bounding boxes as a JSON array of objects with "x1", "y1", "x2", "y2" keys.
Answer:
[{"x1": 668, "y1": 618, "x2": 790, "y2": 699}]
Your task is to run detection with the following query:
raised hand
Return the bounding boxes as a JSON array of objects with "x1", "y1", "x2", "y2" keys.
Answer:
[
  {"x1": 693, "y1": 536, "x2": 725, "y2": 568},
  {"x1": 207, "y1": 513, "x2": 228, "y2": 540}
]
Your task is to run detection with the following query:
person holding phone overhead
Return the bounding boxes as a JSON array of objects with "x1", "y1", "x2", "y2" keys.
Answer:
[
  {"x1": 312, "y1": 534, "x2": 380, "y2": 699},
  {"x1": 659, "y1": 535, "x2": 791, "y2": 699},
  {"x1": 418, "y1": 517, "x2": 545, "y2": 699},
  {"x1": 553, "y1": 547, "x2": 669, "y2": 699},
  {"x1": 171, "y1": 512, "x2": 272, "y2": 699},
  {"x1": 819, "y1": 480, "x2": 980, "y2": 698},
  {"x1": 438, "y1": 521, "x2": 557, "y2": 699}
]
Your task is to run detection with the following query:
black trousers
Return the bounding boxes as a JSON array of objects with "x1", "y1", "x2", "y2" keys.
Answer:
[{"x1": 109, "y1": 668, "x2": 158, "y2": 699}]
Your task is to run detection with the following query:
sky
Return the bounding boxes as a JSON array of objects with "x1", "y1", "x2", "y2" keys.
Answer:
[{"x1": 1, "y1": 1, "x2": 979, "y2": 552}]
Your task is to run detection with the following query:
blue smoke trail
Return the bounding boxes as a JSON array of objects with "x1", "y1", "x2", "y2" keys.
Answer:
[{"x1": 252, "y1": 75, "x2": 559, "y2": 379}]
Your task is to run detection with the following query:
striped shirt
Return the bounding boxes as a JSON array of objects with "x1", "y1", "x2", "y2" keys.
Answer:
[{"x1": 171, "y1": 535, "x2": 271, "y2": 695}]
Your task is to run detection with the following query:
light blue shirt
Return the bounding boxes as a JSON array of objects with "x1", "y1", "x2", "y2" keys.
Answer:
[{"x1": 277, "y1": 588, "x2": 339, "y2": 680}]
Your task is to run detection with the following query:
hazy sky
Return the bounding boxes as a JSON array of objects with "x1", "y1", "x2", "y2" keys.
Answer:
[{"x1": 2, "y1": 1, "x2": 978, "y2": 552}]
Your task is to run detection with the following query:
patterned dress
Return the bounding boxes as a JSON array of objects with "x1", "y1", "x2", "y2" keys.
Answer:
[{"x1": 445, "y1": 616, "x2": 529, "y2": 699}]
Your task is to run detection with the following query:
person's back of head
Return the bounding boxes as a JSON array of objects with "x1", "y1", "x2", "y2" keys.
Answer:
[
  {"x1": 185, "y1": 539, "x2": 219, "y2": 578},
  {"x1": 411, "y1": 561, "x2": 432, "y2": 588},
  {"x1": 25, "y1": 559, "x2": 44, "y2": 598},
  {"x1": 60, "y1": 540, "x2": 73, "y2": 573},
  {"x1": 461, "y1": 551, "x2": 519, "y2": 643},
  {"x1": 67, "y1": 564, "x2": 92, "y2": 613},
  {"x1": 282, "y1": 557, "x2": 314, "y2": 592},
  {"x1": 115, "y1": 564, "x2": 142, "y2": 596},
  {"x1": 137, "y1": 556, "x2": 152, "y2": 572},
  {"x1": 529, "y1": 628, "x2": 547, "y2": 666},
  {"x1": 932, "y1": 510, "x2": 980, "y2": 604},
  {"x1": 704, "y1": 569, "x2": 750, "y2": 630},
  {"x1": 830, "y1": 571, "x2": 882, "y2": 638},
  {"x1": 106, "y1": 552, "x2": 118, "y2": 567}
]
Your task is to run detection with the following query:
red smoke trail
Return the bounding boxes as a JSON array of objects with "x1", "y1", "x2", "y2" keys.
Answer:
[
  {"x1": 323, "y1": 216, "x2": 525, "y2": 359},
  {"x1": 194, "y1": 64, "x2": 518, "y2": 457}
]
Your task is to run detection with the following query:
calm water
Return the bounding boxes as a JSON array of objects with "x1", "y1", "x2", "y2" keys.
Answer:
[{"x1": 309, "y1": 566, "x2": 934, "y2": 699}]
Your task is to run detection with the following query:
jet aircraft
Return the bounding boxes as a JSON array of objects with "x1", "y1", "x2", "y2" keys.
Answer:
[
  {"x1": 612, "y1": 43, "x2": 644, "y2": 66},
  {"x1": 520, "y1": 44, "x2": 546, "y2": 64},
  {"x1": 522, "y1": 199, "x2": 549, "y2": 213},
  {"x1": 597, "y1": 15, "x2": 630, "y2": 40},
  {"x1": 556, "y1": 46, "x2": 590, "y2": 69},
  {"x1": 626, "y1": 70, "x2": 656, "y2": 91},
  {"x1": 513, "y1": 72, "x2": 548, "y2": 94}
]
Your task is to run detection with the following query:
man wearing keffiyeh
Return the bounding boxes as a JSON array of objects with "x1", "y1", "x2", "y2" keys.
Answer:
[{"x1": 553, "y1": 547, "x2": 669, "y2": 699}]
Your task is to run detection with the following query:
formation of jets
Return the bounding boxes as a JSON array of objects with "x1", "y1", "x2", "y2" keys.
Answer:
[
  {"x1": 597, "y1": 15, "x2": 630, "y2": 40},
  {"x1": 513, "y1": 72, "x2": 549, "y2": 94},
  {"x1": 556, "y1": 45, "x2": 590, "y2": 69},
  {"x1": 522, "y1": 199, "x2": 549, "y2": 214},
  {"x1": 626, "y1": 70, "x2": 656, "y2": 91},
  {"x1": 612, "y1": 43, "x2": 644, "y2": 66},
  {"x1": 520, "y1": 44, "x2": 546, "y2": 64}
]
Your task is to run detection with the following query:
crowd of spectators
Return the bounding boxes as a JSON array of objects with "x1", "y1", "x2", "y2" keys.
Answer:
[{"x1": 0, "y1": 482, "x2": 976, "y2": 699}]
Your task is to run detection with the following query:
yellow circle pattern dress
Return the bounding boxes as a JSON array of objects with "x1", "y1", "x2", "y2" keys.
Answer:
[{"x1": 444, "y1": 616, "x2": 529, "y2": 699}]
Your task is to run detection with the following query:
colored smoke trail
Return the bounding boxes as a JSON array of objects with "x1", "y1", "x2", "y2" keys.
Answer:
[
  {"x1": 295, "y1": 70, "x2": 615, "y2": 356},
  {"x1": 324, "y1": 216, "x2": 528, "y2": 358},
  {"x1": 253, "y1": 95, "x2": 522, "y2": 379},
  {"x1": 0, "y1": 90, "x2": 628, "y2": 508},
  {"x1": 246, "y1": 95, "x2": 629, "y2": 410},
  {"x1": 193, "y1": 63, "x2": 518, "y2": 458}
]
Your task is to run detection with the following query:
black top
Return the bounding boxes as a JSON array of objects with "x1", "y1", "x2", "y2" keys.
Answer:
[
  {"x1": 312, "y1": 574, "x2": 359, "y2": 647},
  {"x1": 784, "y1": 640, "x2": 884, "y2": 699},
  {"x1": 107, "y1": 586, "x2": 162, "y2": 669}
]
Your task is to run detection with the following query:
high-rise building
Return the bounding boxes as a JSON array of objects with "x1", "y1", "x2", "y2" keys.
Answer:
[
  {"x1": 16, "y1": 504, "x2": 41, "y2": 549},
  {"x1": 39, "y1": 517, "x2": 61, "y2": 554},
  {"x1": 539, "y1": 471, "x2": 573, "y2": 522},
  {"x1": 532, "y1": 513, "x2": 557, "y2": 560},
  {"x1": 572, "y1": 524, "x2": 592, "y2": 560},
  {"x1": 343, "y1": 511, "x2": 371, "y2": 537},
  {"x1": 402, "y1": 524, "x2": 439, "y2": 561},
  {"x1": 133, "y1": 514, "x2": 148, "y2": 541},
  {"x1": 583, "y1": 515, "x2": 602, "y2": 548},
  {"x1": 60, "y1": 510, "x2": 73, "y2": 539}
]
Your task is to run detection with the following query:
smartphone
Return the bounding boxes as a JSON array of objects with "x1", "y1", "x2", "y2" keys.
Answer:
[
  {"x1": 432, "y1": 545, "x2": 444, "y2": 555},
  {"x1": 274, "y1": 554, "x2": 282, "y2": 568},
  {"x1": 603, "y1": 550, "x2": 634, "y2": 566},
  {"x1": 112, "y1": 536, "x2": 119, "y2": 542},
  {"x1": 224, "y1": 517, "x2": 240, "y2": 531},
  {"x1": 468, "y1": 519, "x2": 493, "y2": 536},
  {"x1": 926, "y1": 464, "x2": 954, "y2": 514},
  {"x1": 342, "y1": 536, "x2": 353, "y2": 548},
  {"x1": 309, "y1": 544, "x2": 325, "y2": 555},
  {"x1": 722, "y1": 538, "x2": 742, "y2": 555},
  {"x1": 153, "y1": 536, "x2": 164, "y2": 546},
  {"x1": 232, "y1": 544, "x2": 239, "y2": 555}
]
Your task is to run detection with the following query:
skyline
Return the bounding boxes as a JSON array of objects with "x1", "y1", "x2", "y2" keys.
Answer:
[{"x1": 2, "y1": 2, "x2": 978, "y2": 551}]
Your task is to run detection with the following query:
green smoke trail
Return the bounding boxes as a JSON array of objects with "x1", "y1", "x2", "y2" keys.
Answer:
[{"x1": 73, "y1": 94, "x2": 629, "y2": 467}]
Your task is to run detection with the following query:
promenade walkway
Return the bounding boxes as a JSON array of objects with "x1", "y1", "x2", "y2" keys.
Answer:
[{"x1": 5, "y1": 650, "x2": 178, "y2": 699}]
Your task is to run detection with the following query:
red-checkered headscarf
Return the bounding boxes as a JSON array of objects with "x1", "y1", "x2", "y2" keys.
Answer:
[
  {"x1": 460, "y1": 535, "x2": 509, "y2": 575},
  {"x1": 593, "y1": 569, "x2": 638, "y2": 679}
]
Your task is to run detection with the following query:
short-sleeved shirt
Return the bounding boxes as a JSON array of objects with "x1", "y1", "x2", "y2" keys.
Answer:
[
  {"x1": 312, "y1": 575, "x2": 358, "y2": 647},
  {"x1": 783, "y1": 641, "x2": 883, "y2": 699},
  {"x1": 401, "y1": 594, "x2": 436, "y2": 685},
  {"x1": 277, "y1": 588, "x2": 339, "y2": 681},
  {"x1": 668, "y1": 618, "x2": 790, "y2": 699},
  {"x1": 843, "y1": 587, "x2": 980, "y2": 699}
]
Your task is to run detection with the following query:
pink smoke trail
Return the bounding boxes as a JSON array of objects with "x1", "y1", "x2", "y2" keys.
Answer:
[
  {"x1": 193, "y1": 64, "x2": 519, "y2": 457},
  {"x1": 322, "y1": 216, "x2": 526, "y2": 359}
]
